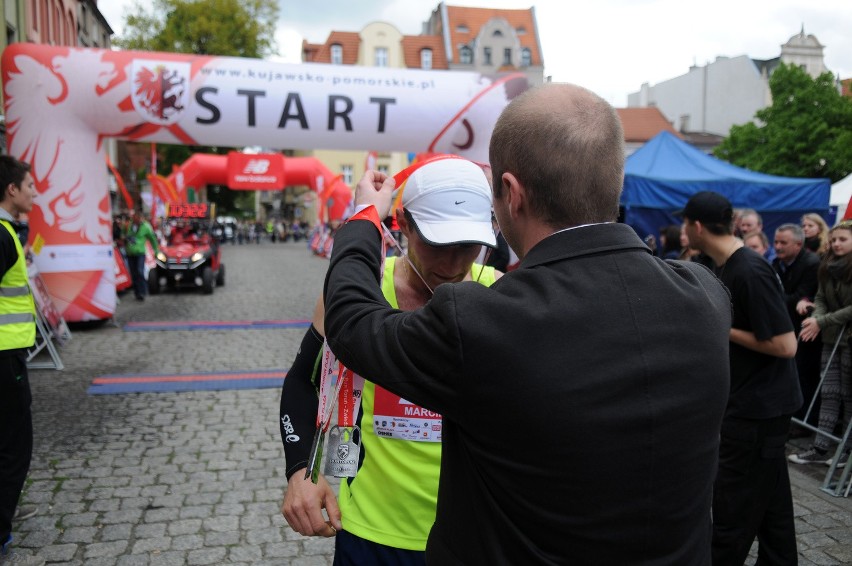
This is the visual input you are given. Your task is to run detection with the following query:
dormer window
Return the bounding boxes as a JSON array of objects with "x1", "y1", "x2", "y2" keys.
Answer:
[
  {"x1": 330, "y1": 44, "x2": 343, "y2": 65},
  {"x1": 375, "y1": 47, "x2": 388, "y2": 67},
  {"x1": 456, "y1": 24, "x2": 469, "y2": 33},
  {"x1": 517, "y1": 26, "x2": 527, "y2": 35}
]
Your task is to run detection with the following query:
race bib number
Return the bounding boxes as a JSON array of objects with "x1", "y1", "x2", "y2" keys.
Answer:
[{"x1": 373, "y1": 386, "x2": 442, "y2": 442}]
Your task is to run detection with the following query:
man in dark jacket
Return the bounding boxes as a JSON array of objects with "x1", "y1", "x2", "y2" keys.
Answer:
[
  {"x1": 773, "y1": 223, "x2": 821, "y2": 431},
  {"x1": 323, "y1": 84, "x2": 732, "y2": 564}
]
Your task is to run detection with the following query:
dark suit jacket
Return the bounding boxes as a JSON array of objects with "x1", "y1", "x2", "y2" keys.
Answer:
[
  {"x1": 325, "y1": 219, "x2": 731, "y2": 565},
  {"x1": 772, "y1": 248, "x2": 820, "y2": 330}
]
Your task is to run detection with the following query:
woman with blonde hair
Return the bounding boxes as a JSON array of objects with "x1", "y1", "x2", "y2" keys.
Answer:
[{"x1": 802, "y1": 213, "x2": 829, "y2": 256}]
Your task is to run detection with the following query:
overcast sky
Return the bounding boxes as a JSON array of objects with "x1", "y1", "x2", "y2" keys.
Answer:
[{"x1": 98, "y1": 0, "x2": 852, "y2": 107}]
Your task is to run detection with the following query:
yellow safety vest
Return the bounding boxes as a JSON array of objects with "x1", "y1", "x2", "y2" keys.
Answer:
[{"x1": 0, "y1": 218, "x2": 36, "y2": 350}]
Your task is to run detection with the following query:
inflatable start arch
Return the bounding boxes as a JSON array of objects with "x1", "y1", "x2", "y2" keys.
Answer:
[
  {"x1": 1, "y1": 43, "x2": 528, "y2": 321},
  {"x1": 161, "y1": 152, "x2": 353, "y2": 223}
]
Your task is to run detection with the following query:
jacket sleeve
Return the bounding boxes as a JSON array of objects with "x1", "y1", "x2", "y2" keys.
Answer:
[
  {"x1": 814, "y1": 285, "x2": 852, "y2": 331},
  {"x1": 323, "y1": 219, "x2": 466, "y2": 420},
  {"x1": 146, "y1": 224, "x2": 160, "y2": 253},
  {"x1": 786, "y1": 261, "x2": 819, "y2": 311},
  {"x1": 279, "y1": 324, "x2": 324, "y2": 479}
]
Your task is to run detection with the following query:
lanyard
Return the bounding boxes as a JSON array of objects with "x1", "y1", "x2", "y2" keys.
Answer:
[
  {"x1": 338, "y1": 367, "x2": 365, "y2": 428},
  {"x1": 316, "y1": 340, "x2": 365, "y2": 431}
]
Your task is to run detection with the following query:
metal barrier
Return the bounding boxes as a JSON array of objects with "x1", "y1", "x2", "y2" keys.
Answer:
[{"x1": 790, "y1": 324, "x2": 852, "y2": 497}]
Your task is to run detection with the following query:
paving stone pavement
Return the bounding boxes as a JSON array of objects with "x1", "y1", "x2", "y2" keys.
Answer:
[{"x1": 11, "y1": 240, "x2": 852, "y2": 564}]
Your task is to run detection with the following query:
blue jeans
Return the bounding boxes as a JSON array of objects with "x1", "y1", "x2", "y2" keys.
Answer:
[{"x1": 127, "y1": 254, "x2": 147, "y2": 298}]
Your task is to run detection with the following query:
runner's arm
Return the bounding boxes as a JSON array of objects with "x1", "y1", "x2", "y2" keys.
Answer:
[
  {"x1": 280, "y1": 297, "x2": 340, "y2": 537},
  {"x1": 280, "y1": 321, "x2": 324, "y2": 479}
]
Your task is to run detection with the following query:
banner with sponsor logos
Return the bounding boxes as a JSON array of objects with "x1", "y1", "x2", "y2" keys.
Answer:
[{"x1": 1, "y1": 43, "x2": 528, "y2": 321}]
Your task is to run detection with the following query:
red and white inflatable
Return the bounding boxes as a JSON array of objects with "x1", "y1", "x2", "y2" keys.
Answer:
[{"x1": 1, "y1": 44, "x2": 528, "y2": 321}]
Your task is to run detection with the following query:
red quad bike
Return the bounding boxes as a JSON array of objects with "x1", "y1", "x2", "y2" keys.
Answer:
[{"x1": 148, "y1": 203, "x2": 225, "y2": 295}]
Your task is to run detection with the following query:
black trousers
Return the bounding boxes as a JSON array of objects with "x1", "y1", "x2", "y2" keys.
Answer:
[
  {"x1": 712, "y1": 414, "x2": 797, "y2": 566},
  {"x1": 333, "y1": 529, "x2": 425, "y2": 566},
  {"x1": 0, "y1": 352, "x2": 33, "y2": 544}
]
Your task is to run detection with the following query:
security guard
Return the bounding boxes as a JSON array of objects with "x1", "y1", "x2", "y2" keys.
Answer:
[{"x1": 0, "y1": 155, "x2": 41, "y2": 565}]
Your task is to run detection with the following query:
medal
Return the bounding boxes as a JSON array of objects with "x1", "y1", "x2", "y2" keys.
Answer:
[
  {"x1": 324, "y1": 425, "x2": 361, "y2": 477},
  {"x1": 306, "y1": 341, "x2": 344, "y2": 483},
  {"x1": 307, "y1": 343, "x2": 366, "y2": 482}
]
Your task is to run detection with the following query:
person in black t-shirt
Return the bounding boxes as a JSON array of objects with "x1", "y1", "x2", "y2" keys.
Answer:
[{"x1": 681, "y1": 191, "x2": 802, "y2": 565}]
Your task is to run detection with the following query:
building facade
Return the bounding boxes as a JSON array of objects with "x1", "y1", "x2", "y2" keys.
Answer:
[
  {"x1": 298, "y1": 2, "x2": 546, "y2": 225},
  {"x1": 628, "y1": 28, "x2": 830, "y2": 138},
  {"x1": 424, "y1": 3, "x2": 544, "y2": 87},
  {"x1": 77, "y1": 0, "x2": 111, "y2": 48}
]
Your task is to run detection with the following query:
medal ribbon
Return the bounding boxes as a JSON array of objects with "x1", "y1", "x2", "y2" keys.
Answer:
[
  {"x1": 337, "y1": 367, "x2": 365, "y2": 428},
  {"x1": 316, "y1": 340, "x2": 344, "y2": 431}
]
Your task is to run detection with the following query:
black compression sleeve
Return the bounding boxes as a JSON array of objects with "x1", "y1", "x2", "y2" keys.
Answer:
[{"x1": 280, "y1": 324, "x2": 324, "y2": 479}]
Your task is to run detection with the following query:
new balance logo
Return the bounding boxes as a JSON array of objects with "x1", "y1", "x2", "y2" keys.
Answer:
[{"x1": 243, "y1": 159, "x2": 270, "y2": 174}]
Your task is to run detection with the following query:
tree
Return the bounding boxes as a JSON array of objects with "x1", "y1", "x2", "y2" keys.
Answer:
[
  {"x1": 115, "y1": 0, "x2": 278, "y2": 58},
  {"x1": 114, "y1": 0, "x2": 280, "y2": 214},
  {"x1": 714, "y1": 63, "x2": 852, "y2": 183}
]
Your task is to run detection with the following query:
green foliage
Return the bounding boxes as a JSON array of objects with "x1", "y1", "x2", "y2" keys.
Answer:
[
  {"x1": 114, "y1": 0, "x2": 279, "y2": 58},
  {"x1": 714, "y1": 63, "x2": 852, "y2": 182}
]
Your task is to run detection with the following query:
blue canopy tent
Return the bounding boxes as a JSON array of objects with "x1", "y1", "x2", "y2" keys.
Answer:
[{"x1": 622, "y1": 131, "x2": 831, "y2": 243}]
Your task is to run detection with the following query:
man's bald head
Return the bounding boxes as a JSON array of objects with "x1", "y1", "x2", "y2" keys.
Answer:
[{"x1": 489, "y1": 84, "x2": 624, "y2": 229}]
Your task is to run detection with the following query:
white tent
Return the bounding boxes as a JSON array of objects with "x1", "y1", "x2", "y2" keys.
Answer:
[{"x1": 831, "y1": 173, "x2": 852, "y2": 221}]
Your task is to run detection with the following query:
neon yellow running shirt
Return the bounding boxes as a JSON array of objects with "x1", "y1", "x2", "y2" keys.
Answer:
[{"x1": 338, "y1": 257, "x2": 496, "y2": 550}]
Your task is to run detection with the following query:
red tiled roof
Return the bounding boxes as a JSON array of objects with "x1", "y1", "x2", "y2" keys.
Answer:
[
  {"x1": 842, "y1": 78, "x2": 852, "y2": 98},
  {"x1": 616, "y1": 108, "x2": 681, "y2": 142},
  {"x1": 301, "y1": 41, "x2": 322, "y2": 62},
  {"x1": 401, "y1": 35, "x2": 448, "y2": 69},
  {"x1": 443, "y1": 5, "x2": 542, "y2": 66},
  {"x1": 303, "y1": 31, "x2": 360, "y2": 64}
]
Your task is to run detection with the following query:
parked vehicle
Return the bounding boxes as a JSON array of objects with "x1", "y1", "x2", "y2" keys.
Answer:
[{"x1": 149, "y1": 203, "x2": 225, "y2": 295}]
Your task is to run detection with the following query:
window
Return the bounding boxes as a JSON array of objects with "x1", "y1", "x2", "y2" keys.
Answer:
[
  {"x1": 459, "y1": 46, "x2": 472, "y2": 64},
  {"x1": 341, "y1": 165, "x2": 353, "y2": 185},
  {"x1": 53, "y1": 4, "x2": 59, "y2": 43},
  {"x1": 492, "y1": 30, "x2": 503, "y2": 37},
  {"x1": 516, "y1": 26, "x2": 527, "y2": 35},
  {"x1": 483, "y1": 47, "x2": 492, "y2": 65},
  {"x1": 375, "y1": 47, "x2": 388, "y2": 67},
  {"x1": 377, "y1": 165, "x2": 389, "y2": 175},
  {"x1": 521, "y1": 48, "x2": 531, "y2": 67},
  {"x1": 330, "y1": 44, "x2": 343, "y2": 65},
  {"x1": 420, "y1": 48, "x2": 432, "y2": 69},
  {"x1": 456, "y1": 25, "x2": 469, "y2": 33},
  {"x1": 503, "y1": 48, "x2": 512, "y2": 65}
]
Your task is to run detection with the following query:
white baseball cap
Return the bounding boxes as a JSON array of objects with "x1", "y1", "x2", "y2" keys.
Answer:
[{"x1": 397, "y1": 158, "x2": 496, "y2": 248}]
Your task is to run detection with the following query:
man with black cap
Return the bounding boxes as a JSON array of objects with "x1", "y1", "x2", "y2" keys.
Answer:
[{"x1": 681, "y1": 190, "x2": 802, "y2": 565}]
